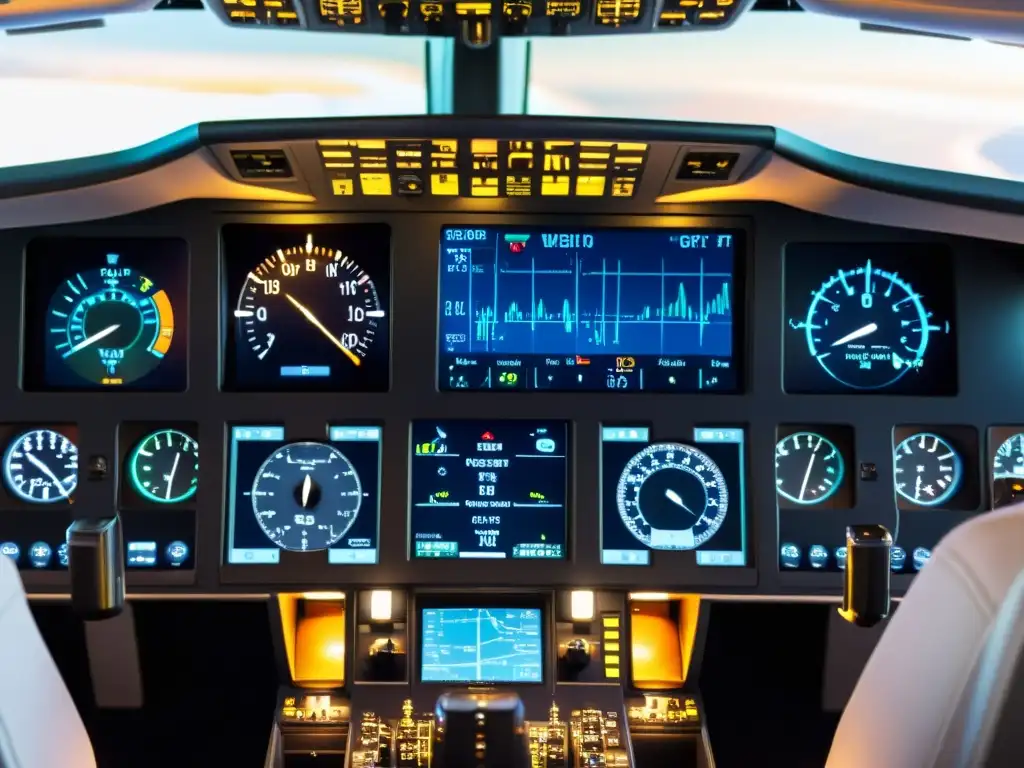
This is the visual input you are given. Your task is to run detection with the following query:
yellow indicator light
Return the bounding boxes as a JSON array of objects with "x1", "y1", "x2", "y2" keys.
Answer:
[
  {"x1": 541, "y1": 175, "x2": 570, "y2": 196},
  {"x1": 431, "y1": 173, "x2": 459, "y2": 195},
  {"x1": 359, "y1": 173, "x2": 392, "y2": 195}
]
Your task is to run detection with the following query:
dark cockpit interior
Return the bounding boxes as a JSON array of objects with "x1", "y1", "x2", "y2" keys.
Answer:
[{"x1": 1, "y1": 1, "x2": 1024, "y2": 767}]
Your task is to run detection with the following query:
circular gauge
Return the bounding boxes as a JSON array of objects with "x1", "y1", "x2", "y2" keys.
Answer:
[
  {"x1": 233, "y1": 233, "x2": 385, "y2": 386},
  {"x1": 992, "y1": 433, "x2": 1024, "y2": 508},
  {"x1": 47, "y1": 266, "x2": 175, "y2": 386},
  {"x1": 2, "y1": 428, "x2": 78, "y2": 504},
  {"x1": 615, "y1": 442, "x2": 728, "y2": 550},
  {"x1": 251, "y1": 441, "x2": 363, "y2": 552},
  {"x1": 802, "y1": 260, "x2": 945, "y2": 389},
  {"x1": 893, "y1": 432, "x2": 962, "y2": 507},
  {"x1": 129, "y1": 429, "x2": 199, "y2": 504},
  {"x1": 774, "y1": 432, "x2": 844, "y2": 505}
]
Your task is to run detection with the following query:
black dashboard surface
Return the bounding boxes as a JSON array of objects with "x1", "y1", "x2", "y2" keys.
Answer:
[{"x1": 1, "y1": 117, "x2": 1023, "y2": 599}]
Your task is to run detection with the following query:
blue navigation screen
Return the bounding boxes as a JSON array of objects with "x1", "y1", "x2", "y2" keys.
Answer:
[
  {"x1": 438, "y1": 226, "x2": 741, "y2": 392},
  {"x1": 420, "y1": 607, "x2": 544, "y2": 684}
]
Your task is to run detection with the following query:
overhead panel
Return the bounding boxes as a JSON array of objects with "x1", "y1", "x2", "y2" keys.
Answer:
[{"x1": 316, "y1": 138, "x2": 650, "y2": 199}]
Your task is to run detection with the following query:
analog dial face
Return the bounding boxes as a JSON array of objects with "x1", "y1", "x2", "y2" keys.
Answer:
[
  {"x1": 2, "y1": 428, "x2": 78, "y2": 504},
  {"x1": 774, "y1": 432, "x2": 844, "y2": 505},
  {"x1": 251, "y1": 441, "x2": 363, "y2": 551},
  {"x1": 802, "y1": 260, "x2": 945, "y2": 390},
  {"x1": 233, "y1": 233, "x2": 385, "y2": 389},
  {"x1": 48, "y1": 266, "x2": 175, "y2": 386},
  {"x1": 615, "y1": 442, "x2": 728, "y2": 550},
  {"x1": 992, "y1": 433, "x2": 1024, "y2": 509},
  {"x1": 129, "y1": 429, "x2": 199, "y2": 504},
  {"x1": 893, "y1": 432, "x2": 962, "y2": 507}
]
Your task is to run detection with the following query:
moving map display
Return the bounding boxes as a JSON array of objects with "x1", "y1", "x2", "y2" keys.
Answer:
[
  {"x1": 438, "y1": 226, "x2": 741, "y2": 392},
  {"x1": 420, "y1": 607, "x2": 544, "y2": 684},
  {"x1": 410, "y1": 420, "x2": 568, "y2": 559}
]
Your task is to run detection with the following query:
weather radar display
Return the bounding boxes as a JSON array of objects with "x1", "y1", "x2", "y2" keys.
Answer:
[
  {"x1": 438, "y1": 226, "x2": 741, "y2": 392},
  {"x1": 23, "y1": 238, "x2": 188, "y2": 391},
  {"x1": 223, "y1": 224, "x2": 391, "y2": 392},
  {"x1": 784, "y1": 244, "x2": 957, "y2": 395},
  {"x1": 420, "y1": 607, "x2": 543, "y2": 684}
]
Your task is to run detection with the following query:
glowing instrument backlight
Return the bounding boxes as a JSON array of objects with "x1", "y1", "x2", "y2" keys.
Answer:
[{"x1": 316, "y1": 138, "x2": 649, "y2": 198}]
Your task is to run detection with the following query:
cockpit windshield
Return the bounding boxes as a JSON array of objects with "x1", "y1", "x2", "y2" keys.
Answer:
[
  {"x1": 0, "y1": 6, "x2": 1022, "y2": 180},
  {"x1": 526, "y1": 14, "x2": 1024, "y2": 180}
]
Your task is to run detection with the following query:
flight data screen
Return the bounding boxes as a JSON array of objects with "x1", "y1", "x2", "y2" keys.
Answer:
[
  {"x1": 225, "y1": 425, "x2": 381, "y2": 565},
  {"x1": 410, "y1": 420, "x2": 568, "y2": 560},
  {"x1": 420, "y1": 607, "x2": 544, "y2": 684},
  {"x1": 22, "y1": 238, "x2": 188, "y2": 391},
  {"x1": 601, "y1": 426, "x2": 748, "y2": 566},
  {"x1": 438, "y1": 226, "x2": 741, "y2": 392}
]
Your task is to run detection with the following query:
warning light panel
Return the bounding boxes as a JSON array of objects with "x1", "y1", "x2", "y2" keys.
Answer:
[
  {"x1": 222, "y1": 0, "x2": 300, "y2": 25},
  {"x1": 595, "y1": 0, "x2": 641, "y2": 26},
  {"x1": 316, "y1": 138, "x2": 649, "y2": 198},
  {"x1": 319, "y1": 0, "x2": 364, "y2": 24},
  {"x1": 545, "y1": 0, "x2": 580, "y2": 17},
  {"x1": 658, "y1": 0, "x2": 735, "y2": 27}
]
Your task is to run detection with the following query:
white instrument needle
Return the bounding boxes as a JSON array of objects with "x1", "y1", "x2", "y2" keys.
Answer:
[
  {"x1": 301, "y1": 474, "x2": 313, "y2": 507},
  {"x1": 25, "y1": 452, "x2": 70, "y2": 498},
  {"x1": 665, "y1": 488, "x2": 696, "y2": 517},
  {"x1": 62, "y1": 324, "x2": 120, "y2": 358},
  {"x1": 832, "y1": 323, "x2": 877, "y2": 347},
  {"x1": 164, "y1": 452, "x2": 180, "y2": 500}
]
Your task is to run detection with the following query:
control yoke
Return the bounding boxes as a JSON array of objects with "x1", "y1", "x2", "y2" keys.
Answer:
[
  {"x1": 838, "y1": 524, "x2": 892, "y2": 628},
  {"x1": 67, "y1": 516, "x2": 126, "y2": 621},
  {"x1": 434, "y1": 691, "x2": 531, "y2": 768}
]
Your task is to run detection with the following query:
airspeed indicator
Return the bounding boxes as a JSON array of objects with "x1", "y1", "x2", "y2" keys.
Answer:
[{"x1": 230, "y1": 231, "x2": 388, "y2": 391}]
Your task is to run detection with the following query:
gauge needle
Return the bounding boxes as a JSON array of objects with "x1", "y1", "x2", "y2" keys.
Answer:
[
  {"x1": 164, "y1": 452, "x2": 180, "y2": 501},
  {"x1": 664, "y1": 488, "x2": 696, "y2": 517},
  {"x1": 62, "y1": 324, "x2": 120, "y2": 358},
  {"x1": 799, "y1": 452, "x2": 817, "y2": 502},
  {"x1": 831, "y1": 323, "x2": 878, "y2": 347},
  {"x1": 25, "y1": 452, "x2": 70, "y2": 498},
  {"x1": 301, "y1": 474, "x2": 313, "y2": 508},
  {"x1": 284, "y1": 294, "x2": 361, "y2": 367}
]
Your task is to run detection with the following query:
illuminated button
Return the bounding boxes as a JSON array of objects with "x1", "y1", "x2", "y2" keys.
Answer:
[{"x1": 677, "y1": 152, "x2": 739, "y2": 181}]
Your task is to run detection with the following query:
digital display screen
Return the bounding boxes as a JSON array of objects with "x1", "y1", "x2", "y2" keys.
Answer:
[
  {"x1": 420, "y1": 607, "x2": 544, "y2": 683},
  {"x1": 601, "y1": 426, "x2": 747, "y2": 566},
  {"x1": 225, "y1": 425, "x2": 381, "y2": 565},
  {"x1": 222, "y1": 224, "x2": 391, "y2": 392},
  {"x1": 409, "y1": 420, "x2": 568, "y2": 560},
  {"x1": 438, "y1": 226, "x2": 741, "y2": 392},
  {"x1": 0, "y1": 424, "x2": 194, "y2": 571},
  {"x1": 22, "y1": 238, "x2": 188, "y2": 391},
  {"x1": 783, "y1": 243, "x2": 957, "y2": 395}
]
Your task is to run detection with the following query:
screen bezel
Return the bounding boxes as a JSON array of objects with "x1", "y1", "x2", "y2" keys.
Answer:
[
  {"x1": 435, "y1": 225, "x2": 748, "y2": 394},
  {"x1": 415, "y1": 592, "x2": 551, "y2": 686},
  {"x1": 406, "y1": 418, "x2": 572, "y2": 562}
]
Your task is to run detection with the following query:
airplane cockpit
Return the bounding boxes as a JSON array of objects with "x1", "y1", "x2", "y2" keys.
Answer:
[{"x1": 1, "y1": 1, "x2": 1023, "y2": 766}]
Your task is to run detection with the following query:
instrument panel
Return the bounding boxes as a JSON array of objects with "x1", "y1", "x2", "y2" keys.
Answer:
[{"x1": 1, "y1": 118, "x2": 1023, "y2": 598}]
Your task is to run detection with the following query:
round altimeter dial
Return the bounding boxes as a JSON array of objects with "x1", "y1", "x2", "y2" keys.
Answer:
[
  {"x1": 893, "y1": 432, "x2": 962, "y2": 507},
  {"x1": 615, "y1": 442, "x2": 729, "y2": 550},
  {"x1": 774, "y1": 432, "x2": 844, "y2": 505},
  {"x1": 802, "y1": 259, "x2": 944, "y2": 390},
  {"x1": 251, "y1": 441, "x2": 364, "y2": 552}
]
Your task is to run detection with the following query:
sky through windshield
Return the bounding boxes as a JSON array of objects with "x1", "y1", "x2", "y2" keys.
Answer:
[
  {"x1": 0, "y1": 9, "x2": 1021, "y2": 182},
  {"x1": 528, "y1": 14, "x2": 1024, "y2": 181}
]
